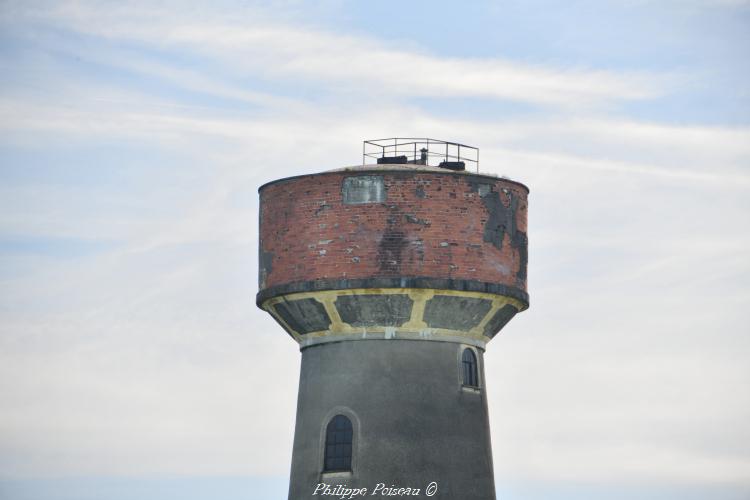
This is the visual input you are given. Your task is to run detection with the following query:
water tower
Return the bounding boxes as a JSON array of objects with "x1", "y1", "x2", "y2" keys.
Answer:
[{"x1": 257, "y1": 139, "x2": 529, "y2": 499}]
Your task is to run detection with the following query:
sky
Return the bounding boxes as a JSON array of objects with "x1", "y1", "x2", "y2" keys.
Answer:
[{"x1": 0, "y1": 0, "x2": 749, "y2": 499}]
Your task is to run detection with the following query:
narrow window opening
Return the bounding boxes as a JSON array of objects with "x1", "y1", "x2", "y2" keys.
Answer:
[
  {"x1": 324, "y1": 415, "x2": 353, "y2": 472},
  {"x1": 462, "y1": 349, "x2": 479, "y2": 387}
]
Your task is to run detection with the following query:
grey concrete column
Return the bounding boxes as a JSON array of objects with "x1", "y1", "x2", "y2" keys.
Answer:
[{"x1": 288, "y1": 340, "x2": 495, "y2": 500}]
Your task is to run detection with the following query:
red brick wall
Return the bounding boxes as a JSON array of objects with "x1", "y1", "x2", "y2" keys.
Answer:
[{"x1": 259, "y1": 170, "x2": 528, "y2": 292}]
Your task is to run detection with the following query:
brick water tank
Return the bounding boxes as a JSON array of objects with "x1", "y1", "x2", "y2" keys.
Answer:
[{"x1": 257, "y1": 139, "x2": 529, "y2": 500}]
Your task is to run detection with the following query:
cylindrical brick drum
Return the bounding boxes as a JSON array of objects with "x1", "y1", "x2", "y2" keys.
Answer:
[{"x1": 257, "y1": 165, "x2": 529, "y2": 349}]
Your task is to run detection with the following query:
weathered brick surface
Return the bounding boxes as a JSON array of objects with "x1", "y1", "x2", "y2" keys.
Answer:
[{"x1": 258, "y1": 169, "x2": 528, "y2": 293}]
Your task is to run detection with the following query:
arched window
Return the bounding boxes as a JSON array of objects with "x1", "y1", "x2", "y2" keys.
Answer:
[
  {"x1": 324, "y1": 415, "x2": 353, "y2": 472},
  {"x1": 462, "y1": 348, "x2": 478, "y2": 387}
]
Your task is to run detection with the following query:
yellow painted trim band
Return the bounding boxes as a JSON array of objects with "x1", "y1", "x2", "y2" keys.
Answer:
[{"x1": 262, "y1": 288, "x2": 524, "y2": 344}]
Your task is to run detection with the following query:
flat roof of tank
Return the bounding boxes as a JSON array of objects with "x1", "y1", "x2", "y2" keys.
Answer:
[{"x1": 258, "y1": 163, "x2": 529, "y2": 193}]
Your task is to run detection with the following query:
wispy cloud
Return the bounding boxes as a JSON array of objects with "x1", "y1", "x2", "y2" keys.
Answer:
[{"x1": 4, "y1": 1, "x2": 668, "y2": 109}]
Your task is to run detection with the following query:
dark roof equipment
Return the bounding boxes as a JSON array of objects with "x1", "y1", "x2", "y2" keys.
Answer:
[{"x1": 364, "y1": 138, "x2": 478, "y2": 172}]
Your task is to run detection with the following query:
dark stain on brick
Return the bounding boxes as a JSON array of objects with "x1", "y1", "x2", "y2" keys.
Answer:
[
  {"x1": 415, "y1": 185, "x2": 426, "y2": 198},
  {"x1": 404, "y1": 214, "x2": 430, "y2": 226},
  {"x1": 483, "y1": 304, "x2": 518, "y2": 338},
  {"x1": 409, "y1": 238, "x2": 425, "y2": 266},
  {"x1": 259, "y1": 249, "x2": 274, "y2": 288},
  {"x1": 469, "y1": 181, "x2": 528, "y2": 285},
  {"x1": 377, "y1": 227, "x2": 407, "y2": 275},
  {"x1": 512, "y1": 231, "x2": 528, "y2": 285},
  {"x1": 314, "y1": 203, "x2": 332, "y2": 216}
]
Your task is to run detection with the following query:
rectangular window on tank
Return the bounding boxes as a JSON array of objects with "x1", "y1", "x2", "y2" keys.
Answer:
[{"x1": 342, "y1": 175, "x2": 385, "y2": 204}]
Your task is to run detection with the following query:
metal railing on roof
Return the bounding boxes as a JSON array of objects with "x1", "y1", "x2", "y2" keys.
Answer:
[{"x1": 363, "y1": 138, "x2": 479, "y2": 172}]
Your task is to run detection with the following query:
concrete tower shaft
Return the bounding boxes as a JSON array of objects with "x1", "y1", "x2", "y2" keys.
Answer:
[{"x1": 257, "y1": 157, "x2": 529, "y2": 500}]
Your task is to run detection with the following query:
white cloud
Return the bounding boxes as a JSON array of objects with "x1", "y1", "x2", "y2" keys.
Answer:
[{"x1": 3, "y1": 0, "x2": 667, "y2": 109}]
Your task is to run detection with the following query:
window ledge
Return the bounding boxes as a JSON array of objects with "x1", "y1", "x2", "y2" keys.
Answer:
[
  {"x1": 461, "y1": 385, "x2": 481, "y2": 394},
  {"x1": 321, "y1": 471, "x2": 352, "y2": 480}
]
